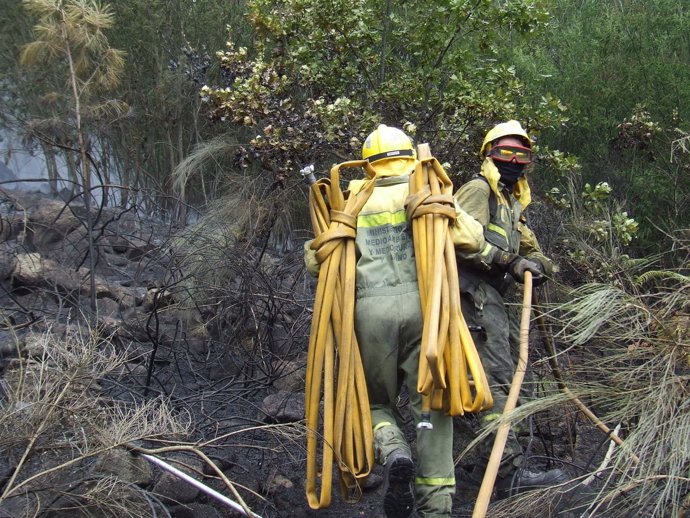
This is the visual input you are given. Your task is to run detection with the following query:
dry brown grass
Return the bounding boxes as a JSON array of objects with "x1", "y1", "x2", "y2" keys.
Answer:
[
  {"x1": 483, "y1": 247, "x2": 689, "y2": 517},
  {"x1": 0, "y1": 323, "x2": 188, "y2": 516}
]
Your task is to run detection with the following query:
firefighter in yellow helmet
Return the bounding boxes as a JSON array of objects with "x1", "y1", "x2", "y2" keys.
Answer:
[
  {"x1": 305, "y1": 124, "x2": 483, "y2": 517},
  {"x1": 454, "y1": 120, "x2": 566, "y2": 497}
]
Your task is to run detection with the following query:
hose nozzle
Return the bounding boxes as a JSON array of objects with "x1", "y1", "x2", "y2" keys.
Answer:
[
  {"x1": 300, "y1": 164, "x2": 316, "y2": 185},
  {"x1": 417, "y1": 414, "x2": 434, "y2": 430},
  {"x1": 418, "y1": 395, "x2": 434, "y2": 430}
]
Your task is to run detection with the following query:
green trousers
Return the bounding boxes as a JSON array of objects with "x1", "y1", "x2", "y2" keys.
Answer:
[
  {"x1": 458, "y1": 275, "x2": 531, "y2": 479},
  {"x1": 356, "y1": 284, "x2": 455, "y2": 518}
]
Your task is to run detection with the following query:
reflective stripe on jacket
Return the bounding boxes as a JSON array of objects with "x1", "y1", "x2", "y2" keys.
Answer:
[
  {"x1": 304, "y1": 159, "x2": 486, "y2": 281},
  {"x1": 351, "y1": 175, "x2": 418, "y2": 298}
]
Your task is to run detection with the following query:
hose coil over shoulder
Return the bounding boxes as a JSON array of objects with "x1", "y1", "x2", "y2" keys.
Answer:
[
  {"x1": 406, "y1": 152, "x2": 493, "y2": 417},
  {"x1": 305, "y1": 160, "x2": 376, "y2": 509},
  {"x1": 304, "y1": 154, "x2": 493, "y2": 509}
]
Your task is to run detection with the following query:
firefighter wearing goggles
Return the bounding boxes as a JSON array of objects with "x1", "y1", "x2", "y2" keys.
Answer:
[{"x1": 453, "y1": 120, "x2": 566, "y2": 496}]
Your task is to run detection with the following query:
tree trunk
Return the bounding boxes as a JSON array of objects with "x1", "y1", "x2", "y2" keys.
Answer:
[
  {"x1": 66, "y1": 39, "x2": 97, "y2": 312},
  {"x1": 40, "y1": 141, "x2": 60, "y2": 196}
]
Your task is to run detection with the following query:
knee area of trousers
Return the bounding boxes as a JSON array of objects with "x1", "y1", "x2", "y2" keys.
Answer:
[{"x1": 374, "y1": 423, "x2": 404, "y2": 443}]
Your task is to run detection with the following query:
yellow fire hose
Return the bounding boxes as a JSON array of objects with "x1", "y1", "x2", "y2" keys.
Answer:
[
  {"x1": 305, "y1": 149, "x2": 493, "y2": 509},
  {"x1": 305, "y1": 160, "x2": 377, "y2": 509},
  {"x1": 406, "y1": 145, "x2": 493, "y2": 420},
  {"x1": 472, "y1": 271, "x2": 533, "y2": 518}
]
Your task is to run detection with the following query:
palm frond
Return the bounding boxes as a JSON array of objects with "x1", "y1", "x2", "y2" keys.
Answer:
[
  {"x1": 636, "y1": 269, "x2": 690, "y2": 286},
  {"x1": 21, "y1": 0, "x2": 58, "y2": 17},
  {"x1": 172, "y1": 136, "x2": 241, "y2": 194},
  {"x1": 82, "y1": 99, "x2": 130, "y2": 120},
  {"x1": 33, "y1": 21, "x2": 62, "y2": 45},
  {"x1": 19, "y1": 40, "x2": 53, "y2": 65},
  {"x1": 96, "y1": 48, "x2": 125, "y2": 89},
  {"x1": 554, "y1": 283, "x2": 649, "y2": 346},
  {"x1": 73, "y1": 46, "x2": 91, "y2": 77},
  {"x1": 538, "y1": 269, "x2": 690, "y2": 518},
  {"x1": 76, "y1": 0, "x2": 116, "y2": 30}
]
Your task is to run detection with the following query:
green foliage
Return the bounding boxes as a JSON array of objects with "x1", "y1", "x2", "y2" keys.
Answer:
[
  {"x1": 18, "y1": 0, "x2": 129, "y2": 156},
  {"x1": 515, "y1": 0, "x2": 690, "y2": 150},
  {"x1": 17, "y1": 1, "x2": 127, "y2": 121},
  {"x1": 104, "y1": 0, "x2": 251, "y2": 209},
  {"x1": 608, "y1": 109, "x2": 690, "y2": 245},
  {"x1": 510, "y1": 0, "x2": 690, "y2": 249},
  {"x1": 612, "y1": 105, "x2": 663, "y2": 153},
  {"x1": 636, "y1": 269, "x2": 690, "y2": 286},
  {"x1": 19, "y1": 0, "x2": 129, "y2": 310},
  {"x1": 545, "y1": 171, "x2": 643, "y2": 284},
  {"x1": 0, "y1": 1, "x2": 43, "y2": 119},
  {"x1": 21, "y1": 0, "x2": 126, "y2": 91},
  {"x1": 1, "y1": 0, "x2": 249, "y2": 212},
  {"x1": 544, "y1": 186, "x2": 570, "y2": 209},
  {"x1": 202, "y1": 0, "x2": 568, "y2": 184},
  {"x1": 611, "y1": 211, "x2": 639, "y2": 246},
  {"x1": 582, "y1": 181, "x2": 612, "y2": 208},
  {"x1": 10, "y1": 0, "x2": 130, "y2": 210}
]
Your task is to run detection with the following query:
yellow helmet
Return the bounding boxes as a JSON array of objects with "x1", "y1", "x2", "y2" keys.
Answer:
[
  {"x1": 362, "y1": 124, "x2": 416, "y2": 163},
  {"x1": 480, "y1": 120, "x2": 531, "y2": 157}
]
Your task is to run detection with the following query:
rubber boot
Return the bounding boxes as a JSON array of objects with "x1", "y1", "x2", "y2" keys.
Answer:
[
  {"x1": 495, "y1": 467, "x2": 568, "y2": 499},
  {"x1": 383, "y1": 449, "x2": 415, "y2": 517}
]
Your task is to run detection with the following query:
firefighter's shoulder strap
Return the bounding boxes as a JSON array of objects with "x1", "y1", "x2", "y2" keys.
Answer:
[
  {"x1": 472, "y1": 173, "x2": 531, "y2": 227},
  {"x1": 471, "y1": 174, "x2": 498, "y2": 221}
]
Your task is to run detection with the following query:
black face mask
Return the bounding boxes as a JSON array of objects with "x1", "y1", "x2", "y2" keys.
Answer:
[{"x1": 494, "y1": 160, "x2": 525, "y2": 187}]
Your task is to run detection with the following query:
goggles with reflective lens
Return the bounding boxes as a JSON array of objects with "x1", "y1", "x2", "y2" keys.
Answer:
[{"x1": 488, "y1": 145, "x2": 533, "y2": 164}]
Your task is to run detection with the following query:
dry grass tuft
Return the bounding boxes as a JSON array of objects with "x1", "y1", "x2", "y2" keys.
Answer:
[
  {"x1": 0, "y1": 324, "x2": 188, "y2": 516},
  {"x1": 499, "y1": 269, "x2": 688, "y2": 517}
]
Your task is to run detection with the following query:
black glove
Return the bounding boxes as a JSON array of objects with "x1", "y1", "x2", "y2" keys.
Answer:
[{"x1": 508, "y1": 257, "x2": 545, "y2": 285}]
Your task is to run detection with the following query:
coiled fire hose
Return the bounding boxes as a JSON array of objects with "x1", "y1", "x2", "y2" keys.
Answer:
[
  {"x1": 305, "y1": 160, "x2": 377, "y2": 509},
  {"x1": 472, "y1": 271, "x2": 534, "y2": 518},
  {"x1": 305, "y1": 149, "x2": 494, "y2": 508},
  {"x1": 405, "y1": 145, "x2": 493, "y2": 419}
]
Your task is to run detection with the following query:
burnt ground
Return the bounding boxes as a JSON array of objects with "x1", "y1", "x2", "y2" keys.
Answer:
[
  {"x1": 283, "y1": 402, "x2": 609, "y2": 518},
  {"x1": 239, "y1": 403, "x2": 611, "y2": 518},
  {"x1": 250, "y1": 329, "x2": 619, "y2": 518},
  {"x1": 0, "y1": 189, "x2": 616, "y2": 518},
  {"x1": 207, "y1": 352, "x2": 613, "y2": 518}
]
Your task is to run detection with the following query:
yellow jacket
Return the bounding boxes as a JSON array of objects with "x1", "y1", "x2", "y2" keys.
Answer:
[{"x1": 453, "y1": 157, "x2": 554, "y2": 275}]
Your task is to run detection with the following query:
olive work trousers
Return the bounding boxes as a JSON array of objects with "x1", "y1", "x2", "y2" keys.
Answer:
[
  {"x1": 355, "y1": 285, "x2": 455, "y2": 518},
  {"x1": 458, "y1": 276, "x2": 532, "y2": 480}
]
